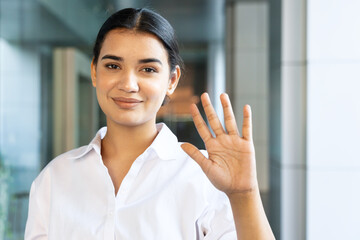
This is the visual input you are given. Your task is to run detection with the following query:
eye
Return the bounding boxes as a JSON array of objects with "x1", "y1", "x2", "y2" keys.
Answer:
[
  {"x1": 141, "y1": 67, "x2": 157, "y2": 73},
  {"x1": 106, "y1": 64, "x2": 120, "y2": 70}
]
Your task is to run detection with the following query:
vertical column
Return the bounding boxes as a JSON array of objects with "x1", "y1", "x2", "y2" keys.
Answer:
[
  {"x1": 207, "y1": 41, "x2": 226, "y2": 124},
  {"x1": 226, "y1": 1, "x2": 270, "y2": 195},
  {"x1": 268, "y1": 0, "x2": 282, "y2": 236},
  {"x1": 269, "y1": 0, "x2": 307, "y2": 238},
  {"x1": 306, "y1": 0, "x2": 360, "y2": 239},
  {"x1": 207, "y1": 0, "x2": 225, "y2": 122},
  {"x1": 53, "y1": 48, "x2": 92, "y2": 157},
  {"x1": 281, "y1": 0, "x2": 307, "y2": 239}
]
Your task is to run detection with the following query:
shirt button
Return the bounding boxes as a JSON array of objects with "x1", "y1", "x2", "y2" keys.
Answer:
[{"x1": 109, "y1": 211, "x2": 114, "y2": 216}]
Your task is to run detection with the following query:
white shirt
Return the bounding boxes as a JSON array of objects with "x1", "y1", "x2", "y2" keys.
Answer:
[{"x1": 25, "y1": 123, "x2": 236, "y2": 240}]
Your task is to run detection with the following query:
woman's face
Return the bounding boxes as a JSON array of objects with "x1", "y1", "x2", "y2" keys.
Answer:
[{"x1": 91, "y1": 29, "x2": 180, "y2": 128}]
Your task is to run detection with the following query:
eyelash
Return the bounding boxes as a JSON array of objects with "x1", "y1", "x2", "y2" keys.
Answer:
[
  {"x1": 105, "y1": 64, "x2": 120, "y2": 70},
  {"x1": 104, "y1": 64, "x2": 157, "y2": 73},
  {"x1": 141, "y1": 67, "x2": 157, "y2": 73}
]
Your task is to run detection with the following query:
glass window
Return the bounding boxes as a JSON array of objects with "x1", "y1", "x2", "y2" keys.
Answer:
[{"x1": 0, "y1": 0, "x2": 222, "y2": 238}]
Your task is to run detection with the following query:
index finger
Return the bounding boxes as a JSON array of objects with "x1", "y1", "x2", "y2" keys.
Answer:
[{"x1": 190, "y1": 103, "x2": 213, "y2": 142}]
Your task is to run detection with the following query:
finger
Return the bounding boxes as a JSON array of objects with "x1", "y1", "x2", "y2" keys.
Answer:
[
  {"x1": 242, "y1": 104, "x2": 253, "y2": 140},
  {"x1": 220, "y1": 93, "x2": 239, "y2": 135},
  {"x1": 201, "y1": 93, "x2": 225, "y2": 136},
  {"x1": 190, "y1": 103, "x2": 212, "y2": 142},
  {"x1": 181, "y1": 143, "x2": 213, "y2": 174}
]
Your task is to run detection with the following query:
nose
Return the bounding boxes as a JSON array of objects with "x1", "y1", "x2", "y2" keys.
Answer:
[{"x1": 117, "y1": 69, "x2": 139, "y2": 92}]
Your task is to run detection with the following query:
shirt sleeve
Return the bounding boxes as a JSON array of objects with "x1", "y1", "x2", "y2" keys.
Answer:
[
  {"x1": 196, "y1": 188, "x2": 237, "y2": 240},
  {"x1": 24, "y1": 180, "x2": 49, "y2": 240}
]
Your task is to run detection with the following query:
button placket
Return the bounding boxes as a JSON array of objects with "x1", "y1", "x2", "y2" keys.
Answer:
[
  {"x1": 116, "y1": 152, "x2": 148, "y2": 205},
  {"x1": 98, "y1": 153, "x2": 117, "y2": 239}
]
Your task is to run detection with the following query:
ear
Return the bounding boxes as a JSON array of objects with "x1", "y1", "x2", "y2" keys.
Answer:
[
  {"x1": 90, "y1": 58, "x2": 97, "y2": 87},
  {"x1": 167, "y1": 65, "x2": 181, "y2": 95}
]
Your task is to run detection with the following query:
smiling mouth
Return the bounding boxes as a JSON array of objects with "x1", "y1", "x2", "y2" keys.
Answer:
[{"x1": 112, "y1": 97, "x2": 142, "y2": 109}]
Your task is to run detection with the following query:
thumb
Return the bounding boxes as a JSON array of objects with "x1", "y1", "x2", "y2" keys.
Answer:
[{"x1": 181, "y1": 143, "x2": 212, "y2": 173}]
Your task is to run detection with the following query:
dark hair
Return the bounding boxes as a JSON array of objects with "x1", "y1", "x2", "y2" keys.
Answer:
[{"x1": 92, "y1": 8, "x2": 183, "y2": 73}]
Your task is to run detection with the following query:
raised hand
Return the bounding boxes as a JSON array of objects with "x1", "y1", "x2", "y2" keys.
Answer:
[
  {"x1": 181, "y1": 93, "x2": 276, "y2": 239},
  {"x1": 181, "y1": 92, "x2": 258, "y2": 196}
]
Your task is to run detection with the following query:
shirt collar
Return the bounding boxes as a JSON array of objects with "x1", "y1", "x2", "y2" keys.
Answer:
[
  {"x1": 147, "y1": 123, "x2": 181, "y2": 161},
  {"x1": 71, "y1": 123, "x2": 181, "y2": 161},
  {"x1": 70, "y1": 127, "x2": 106, "y2": 160}
]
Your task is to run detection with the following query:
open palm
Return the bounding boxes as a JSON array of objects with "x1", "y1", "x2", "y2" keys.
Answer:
[{"x1": 181, "y1": 93, "x2": 258, "y2": 196}]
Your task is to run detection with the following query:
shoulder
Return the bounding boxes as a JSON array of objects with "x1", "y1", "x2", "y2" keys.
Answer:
[
  {"x1": 33, "y1": 127, "x2": 105, "y2": 186},
  {"x1": 32, "y1": 145, "x2": 92, "y2": 187},
  {"x1": 48, "y1": 145, "x2": 90, "y2": 168}
]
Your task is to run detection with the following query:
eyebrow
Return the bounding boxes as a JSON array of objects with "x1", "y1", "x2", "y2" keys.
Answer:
[
  {"x1": 138, "y1": 58, "x2": 162, "y2": 65},
  {"x1": 101, "y1": 55, "x2": 123, "y2": 61},
  {"x1": 101, "y1": 55, "x2": 162, "y2": 65}
]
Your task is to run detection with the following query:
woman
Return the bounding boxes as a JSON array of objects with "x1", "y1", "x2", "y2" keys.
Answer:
[{"x1": 25, "y1": 8, "x2": 274, "y2": 239}]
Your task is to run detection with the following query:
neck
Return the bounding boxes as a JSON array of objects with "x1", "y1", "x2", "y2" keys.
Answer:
[{"x1": 101, "y1": 119, "x2": 158, "y2": 163}]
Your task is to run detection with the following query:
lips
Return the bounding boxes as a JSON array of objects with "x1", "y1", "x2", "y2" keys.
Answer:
[
  {"x1": 112, "y1": 97, "x2": 142, "y2": 109},
  {"x1": 112, "y1": 97, "x2": 141, "y2": 103}
]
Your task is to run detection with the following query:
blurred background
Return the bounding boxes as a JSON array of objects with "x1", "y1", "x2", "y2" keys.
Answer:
[{"x1": 0, "y1": 0, "x2": 359, "y2": 239}]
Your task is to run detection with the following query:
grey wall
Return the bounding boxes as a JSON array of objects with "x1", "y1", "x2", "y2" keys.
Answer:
[
  {"x1": 306, "y1": 0, "x2": 360, "y2": 238},
  {"x1": 269, "y1": 0, "x2": 360, "y2": 239}
]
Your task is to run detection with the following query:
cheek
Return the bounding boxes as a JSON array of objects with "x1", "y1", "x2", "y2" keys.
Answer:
[
  {"x1": 141, "y1": 79, "x2": 169, "y2": 101},
  {"x1": 96, "y1": 73, "x2": 117, "y2": 93},
  {"x1": 95, "y1": 88, "x2": 109, "y2": 116},
  {"x1": 95, "y1": 75, "x2": 116, "y2": 110}
]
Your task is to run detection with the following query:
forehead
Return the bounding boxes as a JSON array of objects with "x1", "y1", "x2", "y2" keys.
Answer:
[{"x1": 100, "y1": 29, "x2": 169, "y2": 62}]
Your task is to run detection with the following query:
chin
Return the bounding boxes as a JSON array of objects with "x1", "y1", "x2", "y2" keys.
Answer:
[{"x1": 109, "y1": 115, "x2": 155, "y2": 128}]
